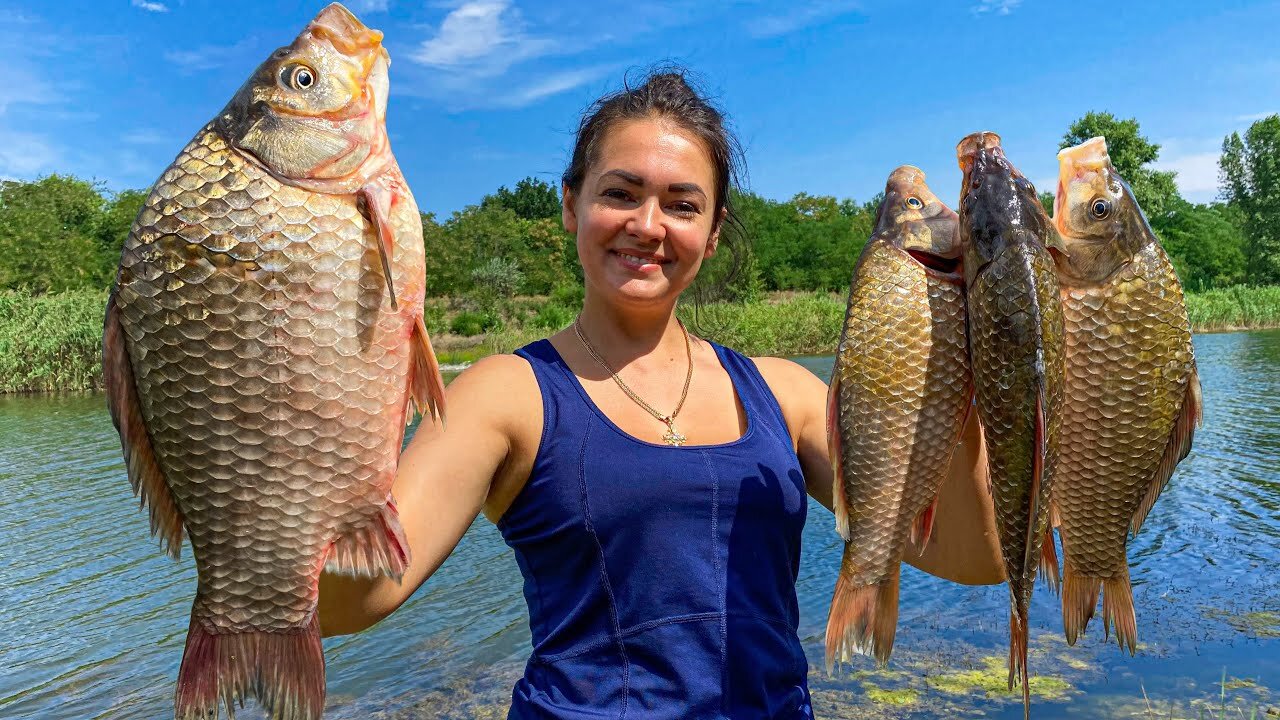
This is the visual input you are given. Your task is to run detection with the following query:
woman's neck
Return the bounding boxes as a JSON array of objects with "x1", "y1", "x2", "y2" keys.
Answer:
[{"x1": 575, "y1": 292, "x2": 687, "y2": 367}]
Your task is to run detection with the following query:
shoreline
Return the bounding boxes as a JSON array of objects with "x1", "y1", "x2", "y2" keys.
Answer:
[{"x1": 3, "y1": 289, "x2": 1279, "y2": 394}]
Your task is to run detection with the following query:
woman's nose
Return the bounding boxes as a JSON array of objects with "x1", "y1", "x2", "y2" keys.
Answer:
[{"x1": 625, "y1": 197, "x2": 665, "y2": 243}]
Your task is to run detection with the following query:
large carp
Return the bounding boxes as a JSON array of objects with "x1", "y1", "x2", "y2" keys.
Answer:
[
  {"x1": 102, "y1": 5, "x2": 445, "y2": 719},
  {"x1": 957, "y1": 131, "x2": 1064, "y2": 719},
  {"x1": 1051, "y1": 136, "x2": 1202, "y2": 653},
  {"x1": 825, "y1": 166, "x2": 970, "y2": 668}
]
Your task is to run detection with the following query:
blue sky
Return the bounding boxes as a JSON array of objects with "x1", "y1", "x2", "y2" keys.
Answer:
[{"x1": 1, "y1": 0, "x2": 1276, "y2": 216}]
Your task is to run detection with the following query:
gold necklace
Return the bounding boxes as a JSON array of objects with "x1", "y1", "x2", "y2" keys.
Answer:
[{"x1": 573, "y1": 317, "x2": 694, "y2": 446}]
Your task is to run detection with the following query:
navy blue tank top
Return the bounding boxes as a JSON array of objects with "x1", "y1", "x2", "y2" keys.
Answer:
[{"x1": 500, "y1": 339, "x2": 812, "y2": 719}]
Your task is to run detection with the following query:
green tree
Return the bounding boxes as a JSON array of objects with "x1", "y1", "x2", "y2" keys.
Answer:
[
  {"x1": 1220, "y1": 115, "x2": 1280, "y2": 284},
  {"x1": 1039, "y1": 191, "x2": 1055, "y2": 218},
  {"x1": 1061, "y1": 111, "x2": 1181, "y2": 219},
  {"x1": 0, "y1": 176, "x2": 111, "y2": 293},
  {"x1": 1150, "y1": 199, "x2": 1247, "y2": 291},
  {"x1": 482, "y1": 176, "x2": 562, "y2": 221},
  {"x1": 96, "y1": 188, "x2": 148, "y2": 261}
]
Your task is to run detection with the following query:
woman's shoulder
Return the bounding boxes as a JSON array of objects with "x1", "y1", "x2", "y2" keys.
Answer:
[{"x1": 445, "y1": 351, "x2": 543, "y2": 429}]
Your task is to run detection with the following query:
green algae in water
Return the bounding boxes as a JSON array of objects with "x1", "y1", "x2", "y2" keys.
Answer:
[
  {"x1": 863, "y1": 684, "x2": 919, "y2": 706},
  {"x1": 1203, "y1": 608, "x2": 1280, "y2": 638},
  {"x1": 926, "y1": 656, "x2": 1071, "y2": 700}
]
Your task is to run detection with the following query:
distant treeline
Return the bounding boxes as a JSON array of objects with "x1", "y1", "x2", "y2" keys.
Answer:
[{"x1": 2, "y1": 112, "x2": 1278, "y2": 304}]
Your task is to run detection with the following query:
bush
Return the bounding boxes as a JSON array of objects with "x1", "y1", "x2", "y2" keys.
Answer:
[
  {"x1": 532, "y1": 303, "x2": 575, "y2": 330},
  {"x1": 450, "y1": 310, "x2": 501, "y2": 336}
]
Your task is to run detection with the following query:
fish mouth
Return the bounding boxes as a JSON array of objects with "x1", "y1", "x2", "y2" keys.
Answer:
[{"x1": 907, "y1": 249, "x2": 962, "y2": 278}]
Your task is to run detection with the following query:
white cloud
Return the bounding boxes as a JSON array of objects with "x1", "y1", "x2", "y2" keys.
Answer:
[
  {"x1": 164, "y1": 38, "x2": 256, "y2": 73},
  {"x1": 1156, "y1": 151, "x2": 1221, "y2": 198},
  {"x1": 0, "y1": 129, "x2": 62, "y2": 177},
  {"x1": 410, "y1": 0, "x2": 553, "y2": 77},
  {"x1": 972, "y1": 0, "x2": 1022, "y2": 15},
  {"x1": 131, "y1": 0, "x2": 169, "y2": 12},
  {"x1": 493, "y1": 66, "x2": 613, "y2": 109},
  {"x1": 122, "y1": 129, "x2": 170, "y2": 146},
  {"x1": 744, "y1": 1, "x2": 861, "y2": 38},
  {"x1": 348, "y1": 0, "x2": 391, "y2": 12}
]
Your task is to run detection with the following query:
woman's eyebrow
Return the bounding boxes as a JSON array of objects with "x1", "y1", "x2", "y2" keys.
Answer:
[{"x1": 601, "y1": 169, "x2": 707, "y2": 199}]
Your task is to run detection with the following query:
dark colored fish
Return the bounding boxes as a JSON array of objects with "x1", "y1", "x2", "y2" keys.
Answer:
[
  {"x1": 1050, "y1": 137, "x2": 1202, "y2": 653},
  {"x1": 826, "y1": 166, "x2": 971, "y2": 668},
  {"x1": 957, "y1": 131, "x2": 1065, "y2": 719}
]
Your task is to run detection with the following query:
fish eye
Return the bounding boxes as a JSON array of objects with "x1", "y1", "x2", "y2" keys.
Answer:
[
  {"x1": 906, "y1": 197, "x2": 923, "y2": 209},
  {"x1": 281, "y1": 64, "x2": 317, "y2": 91},
  {"x1": 1089, "y1": 198, "x2": 1111, "y2": 219}
]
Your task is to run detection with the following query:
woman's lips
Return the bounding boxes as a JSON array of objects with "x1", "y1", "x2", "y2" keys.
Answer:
[{"x1": 612, "y1": 249, "x2": 668, "y2": 273}]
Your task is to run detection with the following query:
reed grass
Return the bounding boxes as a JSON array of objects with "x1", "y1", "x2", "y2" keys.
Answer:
[{"x1": 5, "y1": 285, "x2": 1280, "y2": 394}]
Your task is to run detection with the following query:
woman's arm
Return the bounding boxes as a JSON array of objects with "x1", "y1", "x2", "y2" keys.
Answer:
[
  {"x1": 754, "y1": 357, "x2": 1004, "y2": 585},
  {"x1": 317, "y1": 354, "x2": 541, "y2": 636}
]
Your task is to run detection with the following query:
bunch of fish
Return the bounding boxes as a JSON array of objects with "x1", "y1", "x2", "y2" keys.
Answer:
[
  {"x1": 105, "y1": 4, "x2": 444, "y2": 720},
  {"x1": 826, "y1": 132, "x2": 1202, "y2": 718}
]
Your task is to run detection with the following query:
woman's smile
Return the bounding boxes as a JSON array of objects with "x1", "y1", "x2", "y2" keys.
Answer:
[{"x1": 611, "y1": 248, "x2": 671, "y2": 273}]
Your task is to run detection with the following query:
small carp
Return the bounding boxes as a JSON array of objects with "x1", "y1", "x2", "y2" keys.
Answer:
[
  {"x1": 1051, "y1": 136, "x2": 1202, "y2": 653},
  {"x1": 825, "y1": 166, "x2": 970, "y2": 668},
  {"x1": 957, "y1": 131, "x2": 1065, "y2": 719},
  {"x1": 102, "y1": 4, "x2": 445, "y2": 719}
]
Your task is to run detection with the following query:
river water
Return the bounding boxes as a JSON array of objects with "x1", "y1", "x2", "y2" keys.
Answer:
[{"x1": 1, "y1": 331, "x2": 1277, "y2": 719}]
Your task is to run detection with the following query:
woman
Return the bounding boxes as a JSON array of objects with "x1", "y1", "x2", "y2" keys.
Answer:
[{"x1": 318, "y1": 70, "x2": 1004, "y2": 718}]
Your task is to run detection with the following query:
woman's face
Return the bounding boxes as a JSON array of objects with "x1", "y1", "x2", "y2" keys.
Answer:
[{"x1": 564, "y1": 117, "x2": 722, "y2": 310}]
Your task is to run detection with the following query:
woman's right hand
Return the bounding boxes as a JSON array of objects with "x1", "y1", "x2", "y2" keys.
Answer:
[{"x1": 317, "y1": 354, "x2": 541, "y2": 636}]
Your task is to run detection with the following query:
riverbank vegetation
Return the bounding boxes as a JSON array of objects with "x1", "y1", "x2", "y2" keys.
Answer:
[{"x1": 3, "y1": 112, "x2": 1279, "y2": 392}]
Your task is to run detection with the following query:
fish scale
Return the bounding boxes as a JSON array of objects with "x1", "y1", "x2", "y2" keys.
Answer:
[
  {"x1": 1051, "y1": 137, "x2": 1201, "y2": 653},
  {"x1": 103, "y1": 6, "x2": 445, "y2": 719},
  {"x1": 116, "y1": 125, "x2": 422, "y2": 633},
  {"x1": 826, "y1": 167, "x2": 970, "y2": 668}
]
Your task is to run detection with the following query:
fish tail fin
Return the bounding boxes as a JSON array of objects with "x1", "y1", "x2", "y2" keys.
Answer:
[
  {"x1": 1132, "y1": 369, "x2": 1202, "y2": 536},
  {"x1": 410, "y1": 316, "x2": 447, "y2": 428},
  {"x1": 325, "y1": 498, "x2": 411, "y2": 580},
  {"x1": 1008, "y1": 603, "x2": 1032, "y2": 720},
  {"x1": 104, "y1": 293, "x2": 184, "y2": 559},
  {"x1": 826, "y1": 373, "x2": 849, "y2": 542},
  {"x1": 910, "y1": 494, "x2": 939, "y2": 554},
  {"x1": 825, "y1": 564, "x2": 899, "y2": 671},
  {"x1": 1039, "y1": 526, "x2": 1061, "y2": 596},
  {"x1": 1102, "y1": 564, "x2": 1138, "y2": 655},
  {"x1": 1061, "y1": 561, "x2": 1101, "y2": 646},
  {"x1": 175, "y1": 613, "x2": 325, "y2": 720}
]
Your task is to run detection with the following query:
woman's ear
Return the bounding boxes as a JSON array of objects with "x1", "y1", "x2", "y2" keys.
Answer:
[
  {"x1": 705, "y1": 206, "x2": 728, "y2": 258},
  {"x1": 562, "y1": 183, "x2": 578, "y2": 236}
]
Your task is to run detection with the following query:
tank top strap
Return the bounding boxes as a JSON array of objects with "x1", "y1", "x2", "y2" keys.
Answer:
[
  {"x1": 708, "y1": 341, "x2": 794, "y2": 451},
  {"x1": 513, "y1": 339, "x2": 577, "y2": 454}
]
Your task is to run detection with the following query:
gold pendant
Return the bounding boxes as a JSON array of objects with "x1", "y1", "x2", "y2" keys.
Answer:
[{"x1": 662, "y1": 422, "x2": 687, "y2": 447}]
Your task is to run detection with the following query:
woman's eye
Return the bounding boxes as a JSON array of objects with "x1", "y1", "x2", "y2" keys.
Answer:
[
  {"x1": 670, "y1": 202, "x2": 699, "y2": 215},
  {"x1": 602, "y1": 188, "x2": 632, "y2": 201}
]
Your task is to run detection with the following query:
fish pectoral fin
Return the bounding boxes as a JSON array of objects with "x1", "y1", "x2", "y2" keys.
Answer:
[
  {"x1": 827, "y1": 372, "x2": 850, "y2": 541},
  {"x1": 358, "y1": 183, "x2": 399, "y2": 311},
  {"x1": 325, "y1": 497, "x2": 411, "y2": 580},
  {"x1": 1039, "y1": 525, "x2": 1061, "y2": 596},
  {"x1": 103, "y1": 293, "x2": 184, "y2": 559},
  {"x1": 409, "y1": 315, "x2": 448, "y2": 427},
  {"x1": 910, "y1": 494, "x2": 939, "y2": 554},
  {"x1": 1131, "y1": 367, "x2": 1203, "y2": 536}
]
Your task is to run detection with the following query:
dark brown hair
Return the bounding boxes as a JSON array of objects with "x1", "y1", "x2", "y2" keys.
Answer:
[{"x1": 563, "y1": 67, "x2": 749, "y2": 309}]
